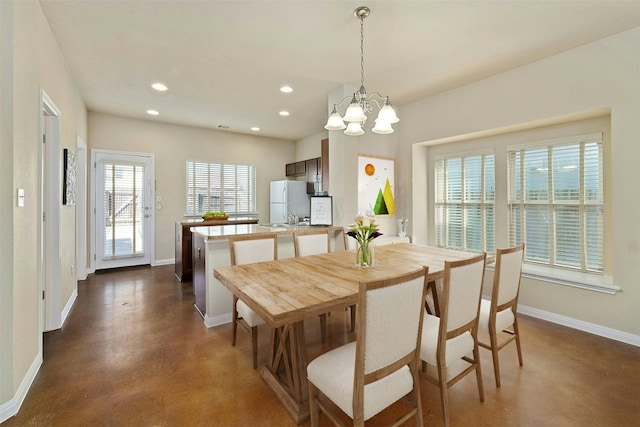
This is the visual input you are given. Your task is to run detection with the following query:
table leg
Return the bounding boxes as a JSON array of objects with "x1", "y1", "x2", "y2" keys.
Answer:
[
  {"x1": 259, "y1": 321, "x2": 309, "y2": 424},
  {"x1": 426, "y1": 280, "x2": 442, "y2": 317}
]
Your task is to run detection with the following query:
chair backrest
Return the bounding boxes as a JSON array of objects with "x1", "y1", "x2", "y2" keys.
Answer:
[
  {"x1": 294, "y1": 229, "x2": 330, "y2": 257},
  {"x1": 229, "y1": 234, "x2": 277, "y2": 266},
  {"x1": 441, "y1": 253, "x2": 487, "y2": 336},
  {"x1": 492, "y1": 244, "x2": 524, "y2": 308},
  {"x1": 343, "y1": 229, "x2": 358, "y2": 250},
  {"x1": 355, "y1": 267, "x2": 428, "y2": 383}
]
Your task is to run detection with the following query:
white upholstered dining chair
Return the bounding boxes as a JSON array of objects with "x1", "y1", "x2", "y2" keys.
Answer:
[
  {"x1": 229, "y1": 234, "x2": 277, "y2": 369},
  {"x1": 478, "y1": 244, "x2": 525, "y2": 387},
  {"x1": 343, "y1": 228, "x2": 358, "y2": 250},
  {"x1": 307, "y1": 267, "x2": 429, "y2": 427},
  {"x1": 293, "y1": 229, "x2": 330, "y2": 342},
  {"x1": 342, "y1": 229, "x2": 358, "y2": 332},
  {"x1": 420, "y1": 253, "x2": 487, "y2": 427}
]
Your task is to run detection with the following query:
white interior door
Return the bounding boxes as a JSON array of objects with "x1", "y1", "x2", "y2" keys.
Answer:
[
  {"x1": 94, "y1": 151, "x2": 153, "y2": 270},
  {"x1": 40, "y1": 90, "x2": 62, "y2": 332}
]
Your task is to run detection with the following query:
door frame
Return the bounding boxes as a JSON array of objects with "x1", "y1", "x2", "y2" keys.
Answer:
[
  {"x1": 39, "y1": 89, "x2": 62, "y2": 333},
  {"x1": 75, "y1": 135, "x2": 88, "y2": 280},
  {"x1": 89, "y1": 149, "x2": 155, "y2": 272}
]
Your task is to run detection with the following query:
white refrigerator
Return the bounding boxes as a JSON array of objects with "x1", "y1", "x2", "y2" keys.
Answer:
[{"x1": 270, "y1": 180, "x2": 310, "y2": 223}]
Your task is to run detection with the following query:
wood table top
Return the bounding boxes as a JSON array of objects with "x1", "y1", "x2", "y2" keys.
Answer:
[{"x1": 213, "y1": 243, "x2": 483, "y2": 328}]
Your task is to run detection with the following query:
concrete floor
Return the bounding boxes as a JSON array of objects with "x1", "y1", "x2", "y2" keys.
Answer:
[{"x1": 3, "y1": 264, "x2": 639, "y2": 426}]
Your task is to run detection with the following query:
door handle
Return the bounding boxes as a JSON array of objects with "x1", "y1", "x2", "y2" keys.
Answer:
[
  {"x1": 144, "y1": 214, "x2": 150, "y2": 218},
  {"x1": 197, "y1": 248, "x2": 201, "y2": 259}
]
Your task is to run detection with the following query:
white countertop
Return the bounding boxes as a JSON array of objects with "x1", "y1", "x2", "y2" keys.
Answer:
[{"x1": 190, "y1": 223, "x2": 343, "y2": 240}]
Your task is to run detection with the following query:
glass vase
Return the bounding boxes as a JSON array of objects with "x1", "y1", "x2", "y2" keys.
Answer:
[
  {"x1": 356, "y1": 240, "x2": 374, "y2": 268},
  {"x1": 397, "y1": 218, "x2": 408, "y2": 238}
]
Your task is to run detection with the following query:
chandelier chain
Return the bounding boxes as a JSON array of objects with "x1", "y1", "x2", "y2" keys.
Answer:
[{"x1": 360, "y1": 15, "x2": 365, "y2": 89}]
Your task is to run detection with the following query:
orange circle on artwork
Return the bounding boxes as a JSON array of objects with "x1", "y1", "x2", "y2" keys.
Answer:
[{"x1": 364, "y1": 163, "x2": 375, "y2": 176}]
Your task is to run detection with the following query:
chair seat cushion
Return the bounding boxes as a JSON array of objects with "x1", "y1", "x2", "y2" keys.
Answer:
[
  {"x1": 236, "y1": 300, "x2": 265, "y2": 327},
  {"x1": 307, "y1": 342, "x2": 414, "y2": 421},
  {"x1": 420, "y1": 314, "x2": 474, "y2": 367},
  {"x1": 478, "y1": 299, "x2": 515, "y2": 335}
]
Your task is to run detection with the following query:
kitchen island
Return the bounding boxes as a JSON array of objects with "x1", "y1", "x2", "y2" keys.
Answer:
[
  {"x1": 175, "y1": 217, "x2": 259, "y2": 282},
  {"x1": 190, "y1": 223, "x2": 344, "y2": 327}
]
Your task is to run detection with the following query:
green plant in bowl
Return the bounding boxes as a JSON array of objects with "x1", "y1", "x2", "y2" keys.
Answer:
[{"x1": 202, "y1": 211, "x2": 228, "y2": 220}]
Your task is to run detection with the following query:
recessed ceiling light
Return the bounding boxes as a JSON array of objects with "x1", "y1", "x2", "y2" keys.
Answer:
[
  {"x1": 151, "y1": 83, "x2": 168, "y2": 91},
  {"x1": 279, "y1": 111, "x2": 290, "y2": 116},
  {"x1": 251, "y1": 127, "x2": 260, "y2": 131},
  {"x1": 146, "y1": 109, "x2": 159, "y2": 116},
  {"x1": 280, "y1": 86, "x2": 293, "y2": 93}
]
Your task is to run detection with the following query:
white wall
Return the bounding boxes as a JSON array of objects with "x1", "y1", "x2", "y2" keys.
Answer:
[
  {"x1": 88, "y1": 113, "x2": 296, "y2": 262},
  {"x1": 1, "y1": 0, "x2": 87, "y2": 418},
  {"x1": 296, "y1": 130, "x2": 327, "y2": 161},
  {"x1": 0, "y1": 0, "x2": 15, "y2": 408},
  {"x1": 399, "y1": 28, "x2": 640, "y2": 335}
]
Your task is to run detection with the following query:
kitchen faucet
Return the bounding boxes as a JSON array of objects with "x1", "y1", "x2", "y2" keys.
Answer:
[{"x1": 288, "y1": 211, "x2": 297, "y2": 225}]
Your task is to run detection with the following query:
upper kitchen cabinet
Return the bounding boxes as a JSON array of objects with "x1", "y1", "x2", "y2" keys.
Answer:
[
  {"x1": 286, "y1": 138, "x2": 329, "y2": 194},
  {"x1": 285, "y1": 160, "x2": 307, "y2": 177},
  {"x1": 321, "y1": 138, "x2": 329, "y2": 193}
]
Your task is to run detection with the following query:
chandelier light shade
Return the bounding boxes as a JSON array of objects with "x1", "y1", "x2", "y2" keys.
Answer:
[
  {"x1": 325, "y1": 106, "x2": 347, "y2": 130},
  {"x1": 324, "y1": 6, "x2": 399, "y2": 136},
  {"x1": 344, "y1": 122, "x2": 365, "y2": 136}
]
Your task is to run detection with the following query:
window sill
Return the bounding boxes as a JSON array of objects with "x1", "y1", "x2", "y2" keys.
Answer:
[{"x1": 486, "y1": 263, "x2": 620, "y2": 295}]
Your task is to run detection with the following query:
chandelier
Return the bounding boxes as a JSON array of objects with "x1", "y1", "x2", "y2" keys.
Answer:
[{"x1": 324, "y1": 6, "x2": 399, "y2": 136}]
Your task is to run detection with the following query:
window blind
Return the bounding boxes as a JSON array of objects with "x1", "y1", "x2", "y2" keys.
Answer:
[
  {"x1": 186, "y1": 161, "x2": 257, "y2": 216},
  {"x1": 507, "y1": 134, "x2": 603, "y2": 272},
  {"x1": 435, "y1": 153, "x2": 495, "y2": 253}
]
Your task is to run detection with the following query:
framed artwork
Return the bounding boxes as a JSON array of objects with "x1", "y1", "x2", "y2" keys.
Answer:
[
  {"x1": 358, "y1": 154, "x2": 395, "y2": 216},
  {"x1": 310, "y1": 196, "x2": 333, "y2": 226},
  {"x1": 63, "y1": 148, "x2": 77, "y2": 205}
]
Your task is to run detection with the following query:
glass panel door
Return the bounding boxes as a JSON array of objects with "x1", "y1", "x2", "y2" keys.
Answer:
[{"x1": 95, "y1": 151, "x2": 152, "y2": 270}]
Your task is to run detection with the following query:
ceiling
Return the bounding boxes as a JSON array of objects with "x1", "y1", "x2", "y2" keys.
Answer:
[{"x1": 39, "y1": 0, "x2": 640, "y2": 141}]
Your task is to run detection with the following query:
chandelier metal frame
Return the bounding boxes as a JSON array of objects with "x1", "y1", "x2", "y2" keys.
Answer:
[{"x1": 324, "y1": 6, "x2": 399, "y2": 136}]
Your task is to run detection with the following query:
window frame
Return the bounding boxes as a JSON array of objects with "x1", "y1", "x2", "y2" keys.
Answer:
[{"x1": 427, "y1": 122, "x2": 618, "y2": 295}]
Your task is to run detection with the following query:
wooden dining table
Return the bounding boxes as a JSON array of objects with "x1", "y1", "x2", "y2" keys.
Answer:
[{"x1": 213, "y1": 242, "x2": 483, "y2": 424}]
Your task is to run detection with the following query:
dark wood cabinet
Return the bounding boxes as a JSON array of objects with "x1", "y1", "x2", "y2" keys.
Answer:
[
  {"x1": 285, "y1": 160, "x2": 307, "y2": 177},
  {"x1": 306, "y1": 157, "x2": 321, "y2": 194},
  {"x1": 175, "y1": 222, "x2": 193, "y2": 281},
  {"x1": 175, "y1": 218, "x2": 258, "y2": 282},
  {"x1": 295, "y1": 160, "x2": 306, "y2": 175},
  {"x1": 285, "y1": 138, "x2": 329, "y2": 192},
  {"x1": 285, "y1": 162, "x2": 296, "y2": 176},
  {"x1": 321, "y1": 138, "x2": 329, "y2": 193}
]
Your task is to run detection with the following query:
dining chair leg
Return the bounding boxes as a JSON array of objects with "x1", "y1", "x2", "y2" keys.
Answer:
[
  {"x1": 513, "y1": 316, "x2": 524, "y2": 366},
  {"x1": 474, "y1": 344, "x2": 485, "y2": 402},
  {"x1": 411, "y1": 366, "x2": 424, "y2": 427},
  {"x1": 308, "y1": 381, "x2": 320, "y2": 427},
  {"x1": 232, "y1": 296, "x2": 238, "y2": 346},
  {"x1": 319, "y1": 314, "x2": 327, "y2": 343},
  {"x1": 251, "y1": 325, "x2": 258, "y2": 369},
  {"x1": 489, "y1": 328, "x2": 501, "y2": 388},
  {"x1": 438, "y1": 364, "x2": 450, "y2": 427},
  {"x1": 349, "y1": 305, "x2": 356, "y2": 333}
]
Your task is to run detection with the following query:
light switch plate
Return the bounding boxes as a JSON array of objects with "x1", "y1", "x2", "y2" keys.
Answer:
[{"x1": 17, "y1": 188, "x2": 25, "y2": 207}]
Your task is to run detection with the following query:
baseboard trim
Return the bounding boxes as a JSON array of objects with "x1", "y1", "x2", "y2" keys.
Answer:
[
  {"x1": 0, "y1": 354, "x2": 42, "y2": 424},
  {"x1": 60, "y1": 289, "x2": 77, "y2": 327},
  {"x1": 204, "y1": 312, "x2": 232, "y2": 328},
  {"x1": 152, "y1": 258, "x2": 174, "y2": 266},
  {"x1": 518, "y1": 303, "x2": 640, "y2": 347}
]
